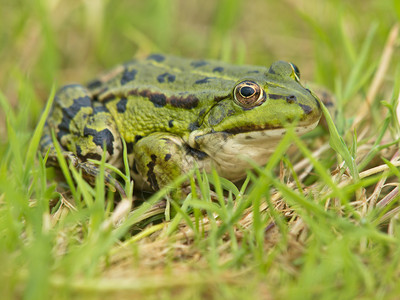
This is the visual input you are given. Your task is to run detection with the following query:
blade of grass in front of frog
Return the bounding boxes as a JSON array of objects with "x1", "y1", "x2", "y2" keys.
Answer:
[
  {"x1": 207, "y1": 171, "x2": 240, "y2": 197},
  {"x1": 245, "y1": 131, "x2": 297, "y2": 254},
  {"x1": 69, "y1": 165, "x2": 95, "y2": 208},
  {"x1": 121, "y1": 137, "x2": 133, "y2": 196},
  {"x1": 282, "y1": 156, "x2": 304, "y2": 195},
  {"x1": 87, "y1": 144, "x2": 109, "y2": 236},
  {"x1": 165, "y1": 193, "x2": 195, "y2": 236},
  {"x1": 208, "y1": 168, "x2": 242, "y2": 246},
  {"x1": 320, "y1": 99, "x2": 360, "y2": 181},
  {"x1": 184, "y1": 179, "x2": 224, "y2": 264},
  {"x1": 257, "y1": 126, "x2": 343, "y2": 206},
  {"x1": 198, "y1": 167, "x2": 211, "y2": 202},
  {"x1": 112, "y1": 223, "x2": 166, "y2": 250},
  {"x1": 195, "y1": 168, "x2": 220, "y2": 238},
  {"x1": 111, "y1": 169, "x2": 195, "y2": 238},
  {"x1": 187, "y1": 198, "x2": 224, "y2": 217},
  {"x1": 50, "y1": 129, "x2": 78, "y2": 201},
  {"x1": 211, "y1": 168, "x2": 227, "y2": 215},
  {"x1": 87, "y1": 158, "x2": 128, "y2": 197},
  {"x1": 72, "y1": 173, "x2": 196, "y2": 277},
  {"x1": 290, "y1": 129, "x2": 362, "y2": 221},
  {"x1": 25, "y1": 85, "x2": 55, "y2": 176},
  {"x1": 185, "y1": 170, "x2": 202, "y2": 237}
]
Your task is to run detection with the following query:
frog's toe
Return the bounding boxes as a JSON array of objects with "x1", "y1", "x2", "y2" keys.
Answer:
[{"x1": 76, "y1": 161, "x2": 126, "y2": 197}]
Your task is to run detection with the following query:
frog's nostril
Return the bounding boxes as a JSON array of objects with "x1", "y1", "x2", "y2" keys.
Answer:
[{"x1": 286, "y1": 95, "x2": 297, "y2": 103}]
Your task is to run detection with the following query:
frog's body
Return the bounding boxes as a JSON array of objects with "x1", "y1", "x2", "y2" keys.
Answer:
[{"x1": 41, "y1": 54, "x2": 322, "y2": 192}]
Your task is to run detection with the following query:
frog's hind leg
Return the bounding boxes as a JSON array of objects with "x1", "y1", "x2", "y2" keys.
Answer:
[{"x1": 40, "y1": 84, "x2": 125, "y2": 195}]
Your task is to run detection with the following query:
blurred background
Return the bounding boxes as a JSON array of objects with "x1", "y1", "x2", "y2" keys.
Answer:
[{"x1": 0, "y1": 0, "x2": 398, "y2": 141}]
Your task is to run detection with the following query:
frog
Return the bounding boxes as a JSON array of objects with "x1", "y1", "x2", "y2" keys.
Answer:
[{"x1": 40, "y1": 54, "x2": 323, "y2": 195}]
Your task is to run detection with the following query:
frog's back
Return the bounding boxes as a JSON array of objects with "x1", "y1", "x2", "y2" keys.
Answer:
[{"x1": 87, "y1": 54, "x2": 268, "y2": 96}]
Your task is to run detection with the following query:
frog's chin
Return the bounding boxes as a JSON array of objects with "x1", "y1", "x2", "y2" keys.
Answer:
[{"x1": 189, "y1": 120, "x2": 319, "y2": 181}]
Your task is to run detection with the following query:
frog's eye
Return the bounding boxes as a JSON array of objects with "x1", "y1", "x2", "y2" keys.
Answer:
[
  {"x1": 233, "y1": 81, "x2": 265, "y2": 108},
  {"x1": 289, "y1": 63, "x2": 300, "y2": 81}
]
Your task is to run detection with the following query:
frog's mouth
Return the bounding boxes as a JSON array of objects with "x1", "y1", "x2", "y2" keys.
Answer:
[
  {"x1": 189, "y1": 119, "x2": 320, "y2": 151},
  {"x1": 219, "y1": 119, "x2": 320, "y2": 137}
]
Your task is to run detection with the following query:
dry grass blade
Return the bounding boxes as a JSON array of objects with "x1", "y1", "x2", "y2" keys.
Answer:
[{"x1": 352, "y1": 23, "x2": 399, "y2": 129}]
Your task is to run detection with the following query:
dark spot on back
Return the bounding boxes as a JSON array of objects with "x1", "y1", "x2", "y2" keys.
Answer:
[
  {"x1": 66, "y1": 96, "x2": 92, "y2": 118},
  {"x1": 76, "y1": 145, "x2": 82, "y2": 157},
  {"x1": 168, "y1": 120, "x2": 174, "y2": 128},
  {"x1": 128, "y1": 88, "x2": 198, "y2": 109},
  {"x1": 164, "y1": 154, "x2": 172, "y2": 161},
  {"x1": 56, "y1": 128, "x2": 70, "y2": 141},
  {"x1": 213, "y1": 67, "x2": 224, "y2": 72},
  {"x1": 149, "y1": 93, "x2": 167, "y2": 107},
  {"x1": 87, "y1": 79, "x2": 102, "y2": 90},
  {"x1": 157, "y1": 72, "x2": 176, "y2": 83},
  {"x1": 195, "y1": 77, "x2": 214, "y2": 84},
  {"x1": 83, "y1": 127, "x2": 115, "y2": 155},
  {"x1": 117, "y1": 97, "x2": 128, "y2": 113},
  {"x1": 93, "y1": 105, "x2": 108, "y2": 114},
  {"x1": 57, "y1": 95, "x2": 92, "y2": 140},
  {"x1": 191, "y1": 60, "x2": 208, "y2": 68},
  {"x1": 120, "y1": 68, "x2": 137, "y2": 85},
  {"x1": 168, "y1": 94, "x2": 198, "y2": 109},
  {"x1": 147, "y1": 54, "x2": 165, "y2": 62}
]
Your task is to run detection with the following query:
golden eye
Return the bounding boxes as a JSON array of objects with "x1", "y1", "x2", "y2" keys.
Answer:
[{"x1": 233, "y1": 81, "x2": 265, "y2": 108}]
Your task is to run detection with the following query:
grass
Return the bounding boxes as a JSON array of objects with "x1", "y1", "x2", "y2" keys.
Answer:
[{"x1": 1, "y1": 0, "x2": 400, "y2": 299}]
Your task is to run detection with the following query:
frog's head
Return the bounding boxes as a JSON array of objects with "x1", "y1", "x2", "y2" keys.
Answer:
[
  {"x1": 204, "y1": 60, "x2": 322, "y2": 136},
  {"x1": 189, "y1": 61, "x2": 322, "y2": 179}
]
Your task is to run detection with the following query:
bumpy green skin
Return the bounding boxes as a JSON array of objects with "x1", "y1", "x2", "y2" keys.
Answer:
[{"x1": 41, "y1": 54, "x2": 322, "y2": 192}]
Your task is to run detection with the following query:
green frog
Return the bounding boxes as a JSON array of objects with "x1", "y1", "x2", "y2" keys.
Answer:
[{"x1": 40, "y1": 54, "x2": 322, "y2": 194}]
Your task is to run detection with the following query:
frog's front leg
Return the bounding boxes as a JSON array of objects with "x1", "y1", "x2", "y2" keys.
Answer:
[
  {"x1": 40, "y1": 84, "x2": 124, "y2": 194},
  {"x1": 133, "y1": 133, "x2": 207, "y2": 191}
]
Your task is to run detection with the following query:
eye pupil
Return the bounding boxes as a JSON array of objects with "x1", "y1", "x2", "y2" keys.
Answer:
[{"x1": 240, "y1": 86, "x2": 255, "y2": 97}]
